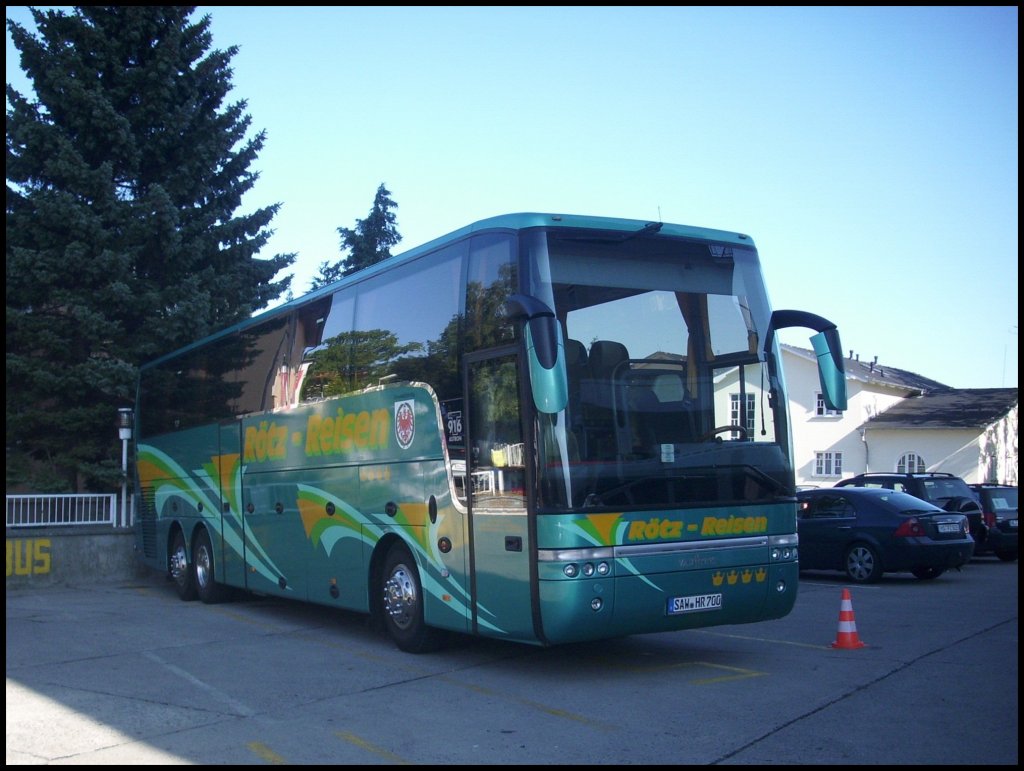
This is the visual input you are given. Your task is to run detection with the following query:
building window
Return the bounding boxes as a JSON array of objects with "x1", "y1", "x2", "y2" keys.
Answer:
[
  {"x1": 815, "y1": 392, "x2": 842, "y2": 416},
  {"x1": 814, "y1": 451, "x2": 843, "y2": 477},
  {"x1": 897, "y1": 453, "x2": 926, "y2": 473},
  {"x1": 730, "y1": 393, "x2": 755, "y2": 432}
]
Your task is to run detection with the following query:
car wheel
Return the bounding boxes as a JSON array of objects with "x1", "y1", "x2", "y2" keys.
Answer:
[
  {"x1": 844, "y1": 543, "x2": 882, "y2": 583},
  {"x1": 169, "y1": 529, "x2": 197, "y2": 601},
  {"x1": 380, "y1": 543, "x2": 443, "y2": 653},
  {"x1": 995, "y1": 551, "x2": 1018, "y2": 562},
  {"x1": 911, "y1": 566, "x2": 945, "y2": 580}
]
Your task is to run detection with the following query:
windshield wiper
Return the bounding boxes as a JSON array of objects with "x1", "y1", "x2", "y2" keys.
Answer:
[
  {"x1": 553, "y1": 221, "x2": 664, "y2": 245},
  {"x1": 617, "y1": 221, "x2": 663, "y2": 242}
]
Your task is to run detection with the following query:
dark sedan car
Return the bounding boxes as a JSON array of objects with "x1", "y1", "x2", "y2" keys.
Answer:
[
  {"x1": 969, "y1": 484, "x2": 1018, "y2": 562},
  {"x1": 834, "y1": 472, "x2": 984, "y2": 546},
  {"x1": 797, "y1": 487, "x2": 975, "y2": 583}
]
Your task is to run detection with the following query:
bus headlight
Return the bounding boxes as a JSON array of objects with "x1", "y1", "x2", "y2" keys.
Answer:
[{"x1": 769, "y1": 534, "x2": 799, "y2": 562}]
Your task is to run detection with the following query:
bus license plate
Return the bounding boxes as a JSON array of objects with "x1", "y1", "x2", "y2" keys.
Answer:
[{"x1": 667, "y1": 593, "x2": 722, "y2": 615}]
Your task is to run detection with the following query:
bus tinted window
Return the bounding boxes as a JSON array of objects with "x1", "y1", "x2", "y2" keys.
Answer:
[{"x1": 466, "y1": 232, "x2": 516, "y2": 351}]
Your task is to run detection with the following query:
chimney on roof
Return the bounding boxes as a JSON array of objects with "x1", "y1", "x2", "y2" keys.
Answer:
[{"x1": 849, "y1": 350, "x2": 853, "y2": 359}]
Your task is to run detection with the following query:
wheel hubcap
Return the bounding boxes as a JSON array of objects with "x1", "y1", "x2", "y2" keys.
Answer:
[
  {"x1": 849, "y1": 548, "x2": 873, "y2": 580},
  {"x1": 383, "y1": 565, "x2": 416, "y2": 630},
  {"x1": 195, "y1": 545, "x2": 211, "y2": 588},
  {"x1": 171, "y1": 544, "x2": 189, "y2": 586}
]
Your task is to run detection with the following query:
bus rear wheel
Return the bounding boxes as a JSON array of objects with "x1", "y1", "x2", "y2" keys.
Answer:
[
  {"x1": 381, "y1": 543, "x2": 443, "y2": 653},
  {"x1": 193, "y1": 528, "x2": 229, "y2": 604},
  {"x1": 170, "y1": 530, "x2": 197, "y2": 601}
]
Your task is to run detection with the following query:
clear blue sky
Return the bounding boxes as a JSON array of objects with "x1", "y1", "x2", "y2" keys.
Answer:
[{"x1": 7, "y1": 6, "x2": 1018, "y2": 389}]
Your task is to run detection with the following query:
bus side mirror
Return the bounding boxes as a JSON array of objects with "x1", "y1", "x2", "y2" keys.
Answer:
[
  {"x1": 810, "y1": 327, "x2": 847, "y2": 412},
  {"x1": 765, "y1": 309, "x2": 848, "y2": 412},
  {"x1": 506, "y1": 294, "x2": 568, "y2": 414}
]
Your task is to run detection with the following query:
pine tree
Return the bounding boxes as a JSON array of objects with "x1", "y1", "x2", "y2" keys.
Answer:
[
  {"x1": 311, "y1": 183, "x2": 401, "y2": 290},
  {"x1": 6, "y1": 7, "x2": 294, "y2": 491}
]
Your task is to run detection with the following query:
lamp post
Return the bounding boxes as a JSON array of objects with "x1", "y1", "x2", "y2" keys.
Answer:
[{"x1": 117, "y1": 408, "x2": 134, "y2": 528}]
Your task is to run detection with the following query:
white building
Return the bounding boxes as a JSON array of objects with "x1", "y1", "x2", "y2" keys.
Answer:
[{"x1": 782, "y1": 345, "x2": 1018, "y2": 488}]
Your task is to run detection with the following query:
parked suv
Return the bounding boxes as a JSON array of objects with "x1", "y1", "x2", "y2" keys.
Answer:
[
  {"x1": 968, "y1": 484, "x2": 1018, "y2": 562},
  {"x1": 834, "y1": 472, "x2": 984, "y2": 546}
]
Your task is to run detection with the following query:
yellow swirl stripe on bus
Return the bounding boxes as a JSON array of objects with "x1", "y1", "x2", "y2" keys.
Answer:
[
  {"x1": 577, "y1": 512, "x2": 626, "y2": 546},
  {"x1": 295, "y1": 484, "x2": 483, "y2": 628},
  {"x1": 137, "y1": 445, "x2": 290, "y2": 588},
  {"x1": 564, "y1": 513, "x2": 662, "y2": 592}
]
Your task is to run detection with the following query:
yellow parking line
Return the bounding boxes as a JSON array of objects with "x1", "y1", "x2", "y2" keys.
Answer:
[
  {"x1": 694, "y1": 628, "x2": 833, "y2": 650},
  {"x1": 247, "y1": 741, "x2": 287, "y2": 764},
  {"x1": 336, "y1": 730, "x2": 413, "y2": 764}
]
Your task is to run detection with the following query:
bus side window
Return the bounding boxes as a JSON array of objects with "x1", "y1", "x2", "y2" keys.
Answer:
[{"x1": 466, "y1": 233, "x2": 517, "y2": 352}]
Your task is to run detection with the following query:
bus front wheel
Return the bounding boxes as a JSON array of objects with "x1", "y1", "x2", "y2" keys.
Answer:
[{"x1": 381, "y1": 543, "x2": 443, "y2": 653}]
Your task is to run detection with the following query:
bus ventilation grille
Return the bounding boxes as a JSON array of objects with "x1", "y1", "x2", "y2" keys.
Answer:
[{"x1": 139, "y1": 486, "x2": 158, "y2": 559}]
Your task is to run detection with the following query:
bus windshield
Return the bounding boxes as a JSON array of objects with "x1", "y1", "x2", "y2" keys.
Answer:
[{"x1": 522, "y1": 227, "x2": 790, "y2": 511}]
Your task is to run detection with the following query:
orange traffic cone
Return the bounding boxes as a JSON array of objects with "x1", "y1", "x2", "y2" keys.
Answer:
[{"x1": 831, "y1": 588, "x2": 867, "y2": 649}]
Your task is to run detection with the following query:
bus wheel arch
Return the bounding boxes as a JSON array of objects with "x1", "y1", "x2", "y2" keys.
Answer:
[
  {"x1": 169, "y1": 525, "x2": 197, "y2": 601},
  {"x1": 378, "y1": 540, "x2": 443, "y2": 653},
  {"x1": 367, "y1": 535, "x2": 401, "y2": 634}
]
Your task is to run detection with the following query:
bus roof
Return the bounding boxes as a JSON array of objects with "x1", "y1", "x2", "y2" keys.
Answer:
[{"x1": 142, "y1": 212, "x2": 755, "y2": 369}]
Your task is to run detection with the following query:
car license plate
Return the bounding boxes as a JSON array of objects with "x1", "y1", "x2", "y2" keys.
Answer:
[
  {"x1": 1008, "y1": 519, "x2": 1018, "y2": 528},
  {"x1": 938, "y1": 523, "x2": 960, "y2": 533},
  {"x1": 667, "y1": 593, "x2": 722, "y2": 615}
]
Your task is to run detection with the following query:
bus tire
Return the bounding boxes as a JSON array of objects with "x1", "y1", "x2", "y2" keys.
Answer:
[
  {"x1": 381, "y1": 543, "x2": 443, "y2": 653},
  {"x1": 193, "y1": 528, "x2": 229, "y2": 604},
  {"x1": 170, "y1": 529, "x2": 197, "y2": 601}
]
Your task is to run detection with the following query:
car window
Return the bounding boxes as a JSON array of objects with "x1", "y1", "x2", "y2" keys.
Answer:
[
  {"x1": 987, "y1": 490, "x2": 1017, "y2": 511},
  {"x1": 882, "y1": 491, "x2": 945, "y2": 513},
  {"x1": 922, "y1": 478, "x2": 972, "y2": 502},
  {"x1": 801, "y1": 494, "x2": 854, "y2": 518}
]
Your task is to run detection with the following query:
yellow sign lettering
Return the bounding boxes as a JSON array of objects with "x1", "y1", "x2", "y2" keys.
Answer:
[
  {"x1": 626, "y1": 517, "x2": 685, "y2": 542},
  {"x1": 700, "y1": 515, "x2": 768, "y2": 536},
  {"x1": 6, "y1": 538, "x2": 51, "y2": 576}
]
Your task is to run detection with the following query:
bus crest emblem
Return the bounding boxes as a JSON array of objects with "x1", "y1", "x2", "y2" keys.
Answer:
[{"x1": 395, "y1": 399, "x2": 415, "y2": 449}]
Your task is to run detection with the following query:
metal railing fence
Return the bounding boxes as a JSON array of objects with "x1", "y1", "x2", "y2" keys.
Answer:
[{"x1": 6, "y1": 494, "x2": 127, "y2": 528}]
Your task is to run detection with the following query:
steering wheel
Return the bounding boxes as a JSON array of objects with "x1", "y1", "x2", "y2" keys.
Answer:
[{"x1": 699, "y1": 425, "x2": 749, "y2": 442}]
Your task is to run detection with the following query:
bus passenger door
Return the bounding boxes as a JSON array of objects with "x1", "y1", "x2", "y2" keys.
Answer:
[
  {"x1": 218, "y1": 422, "x2": 246, "y2": 589},
  {"x1": 466, "y1": 351, "x2": 537, "y2": 642}
]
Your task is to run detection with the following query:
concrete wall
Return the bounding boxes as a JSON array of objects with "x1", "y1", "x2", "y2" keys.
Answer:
[{"x1": 6, "y1": 526, "x2": 152, "y2": 589}]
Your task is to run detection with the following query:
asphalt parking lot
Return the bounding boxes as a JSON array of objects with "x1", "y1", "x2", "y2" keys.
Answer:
[{"x1": 6, "y1": 555, "x2": 1018, "y2": 765}]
